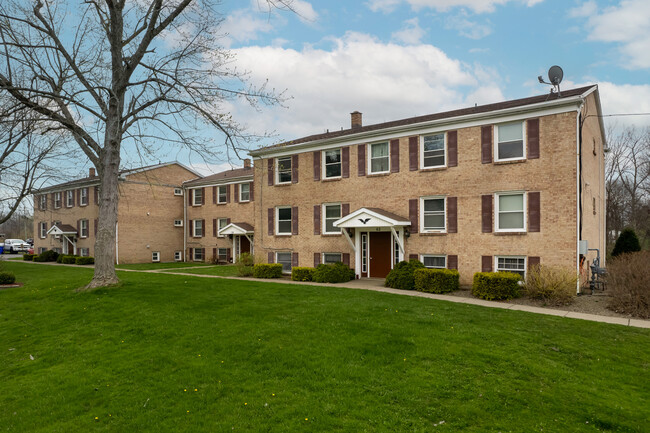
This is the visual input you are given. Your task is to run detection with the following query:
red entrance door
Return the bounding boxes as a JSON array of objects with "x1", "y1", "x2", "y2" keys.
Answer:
[
  {"x1": 240, "y1": 236, "x2": 250, "y2": 254},
  {"x1": 369, "y1": 231, "x2": 392, "y2": 278}
]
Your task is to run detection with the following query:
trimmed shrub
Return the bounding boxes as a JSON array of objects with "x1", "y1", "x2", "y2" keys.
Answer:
[
  {"x1": 523, "y1": 265, "x2": 577, "y2": 306},
  {"x1": 472, "y1": 272, "x2": 522, "y2": 300},
  {"x1": 61, "y1": 255, "x2": 78, "y2": 264},
  {"x1": 385, "y1": 259, "x2": 425, "y2": 291},
  {"x1": 23, "y1": 254, "x2": 36, "y2": 261},
  {"x1": 414, "y1": 268, "x2": 459, "y2": 293},
  {"x1": 236, "y1": 253, "x2": 254, "y2": 277},
  {"x1": 606, "y1": 251, "x2": 650, "y2": 319},
  {"x1": 0, "y1": 272, "x2": 16, "y2": 285},
  {"x1": 33, "y1": 250, "x2": 60, "y2": 262},
  {"x1": 75, "y1": 257, "x2": 95, "y2": 265},
  {"x1": 312, "y1": 262, "x2": 355, "y2": 284},
  {"x1": 252, "y1": 263, "x2": 283, "y2": 279},
  {"x1": 291, "y1": 267, "x2": 315, "y2": 282},
  {"x1": 611, "y1": 228, "x2": 641, "y2": 257}
]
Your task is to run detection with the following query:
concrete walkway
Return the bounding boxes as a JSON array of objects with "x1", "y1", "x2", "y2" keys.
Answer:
[{"x1": 9, "y1": 260, "x2": 650, "y2": 329}]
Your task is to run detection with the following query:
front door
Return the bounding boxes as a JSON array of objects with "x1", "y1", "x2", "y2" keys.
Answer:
[
  {"x1": 240, "y1": 236, "x2": 250, "y2": 255},
  {"x1": 369, "y1": 231, "x2": 392, "y2": 278}
]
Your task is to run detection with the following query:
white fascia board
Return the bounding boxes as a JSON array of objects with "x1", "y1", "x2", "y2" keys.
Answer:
[
  {"x1": 335, "y1": 208, "x2": 410, "y2": 228},
  {"x1": 184, "y1": 177, "x2": 253, "y2": 189},
  {"x1": 251, "y1": 95, "x2": 586, "y2": 160}
]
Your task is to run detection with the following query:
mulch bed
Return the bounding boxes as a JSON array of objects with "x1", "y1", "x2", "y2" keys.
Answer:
[{"x1": 0, "y1": 282, "x2": 24, "y2": 290}]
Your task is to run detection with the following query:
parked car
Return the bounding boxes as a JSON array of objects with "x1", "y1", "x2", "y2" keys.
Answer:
[
  {"x1": 3, "y1": 239, "x2": 30, "y2": 253},
  {"x1": 27, "y1": 247, "x2": 34, "y2": 255},
  {"x1": 25, "y1": 238, "x2": 34, "y2": 246}
]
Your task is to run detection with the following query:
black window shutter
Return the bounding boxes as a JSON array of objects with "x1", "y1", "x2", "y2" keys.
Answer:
[
  {"x1": 481, "y1": 125, "x2": 492, "y2": 164},
  {"x1": 188, "y1": 189, "x2": 192, "y2": 206},
  {"x1": 292, "y1": 206, "x2": 299, "y2": 235},
  {"x1": 189, "y1": 247, "x2": 193, "y2": 260},
  {"x1": 226, "y1": 217, "x2": 231, "y2": 225},
  {"x1": 76, "y1": 189, "x2": 80, "y2": 207},
  {"x1": 314, "y1": 252, "x2": 321, "y2": 268},
  {"x1": 527, "y1": 118, "x2": 540, "y2": 159},
  {"x1": 358, "y1": 144, "x2": 366, "y2": 176},
  {"x1": 447, "y1": 130, "x2": 458, "y2": 167},
  {"x1": 342, "y1": 147, "x2": 350, "y2": 178},
  {"x1": 292, "y1": 154, "x2": 299, "y2": 184},
  {"x1": 313, "y1": 151, "x2": 321, "y2": 181},
  {"x1": 250, "y1": 182, "x2": 254, "y2": 201},
  {"x1": 268, "y1": 251, "x2": 274, "y2": 263},
  {"x1": 528, "y1": 191, "x2": 540, "y2": 232},
  {"x1": 448, "y1": 255, "x2": 458, "y2": 270},
  {"x1": 213, "y1": 248, "x2": 217, "y2": 260},
  {"x1": 342, "y1": 253, "x2": 350, "y2": 266},
  {"x1": 268, "y1": 208, "x2": 274, "y2": 236},
  {"x1": 447, "y1": 196, "x2": 457, "y2": 233},
  {"x1": 409, "y1": 136, "x2": 418, "y2": 171},
  {"x1": 201, "y1": 219, "x2": 205, "y2": 237},
  {"x1": 213, "y1": 219, "x2": 217, "y2": 237},
  {"x1": 342, "y1": 203, "x2": 350, "y2": 217},
  {"x1": 292, "y1": 252, "x2": 299, "y2": 267},
  {"x1": 409, "y1": 199, "x2": 418, "y2": 233},
  {"x1": 482, "y1": 195, "x2": 493, "y2": 233},
  {"x1": 213, "y1": 186, "x2": 217, "y2": 204},
  {"x1": 226, "y1": 184, "x2": 230, "y2": 203},
  {"x1": 226, "y1": 248, "x2": 232, "y2": 263},
  {"x1": 482, "y1": 256, "x2": 493, "y2": 272},
  {"x1": 94, "y1": 219, "x2": 98, "y2": 236},
  {"x1": 409, "y1": 254, "x2": 418, "y2": 260},
  {"x1": 234, "y1": 184, "x2": 239, "y2": 203},
  {"x1": 313, "y1": 205, "x2": 321, "y2": 235},
  {"x1": 390, "y1": 139, "x2": 400, "y2": 173},
  {"x1": 189, "y1": 219, "x2": 193, "y2": 236},
  {"x1": 201, "y1": 187, "x2": 205, "y2": 205},
  {"x1": 94, "y1": 186, "x2": 99, "y2": 205},
  {"x1": 528, "y1": 256, "x2": 541, "y2": 269},
  {"x1": 267, "y1": 158, "x2": 274, "y2": 186}
]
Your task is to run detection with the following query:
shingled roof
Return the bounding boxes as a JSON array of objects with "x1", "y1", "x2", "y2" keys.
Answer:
[
  {"x1": 251, "y1": 85, "x2": 596, "y2": 154},
  {"x1": 183, "y1": 166, "x2": 254, "y2": 187}
]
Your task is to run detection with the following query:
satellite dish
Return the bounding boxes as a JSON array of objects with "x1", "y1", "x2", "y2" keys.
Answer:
[{"x1": 548, "y1": 65, "x2": 563, "y2": 85}]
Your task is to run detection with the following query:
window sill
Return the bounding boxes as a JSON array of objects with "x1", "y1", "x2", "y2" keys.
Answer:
[
  {"x1": 367, "y1": 172, "x2": 390, "y2": 178},
  {"x1": 216, "y1": 202, "x2": 227, "y2": 205},
  {"x1": 418, "y1": 232, "x2": 447, "y2": 236},
  {"x1": 420, "y1": 166, "x2": 447, "y2": 172},
  {"x1": 321, "y1": 233, "x2": 342, "y2": 237},
  {"x1": 275, "y1": 182, "x2": 292, "y2": 187},
  {"x1": 494, "y1": 231, "x2": 527, "y2": 236},
  {"x1": 275, "y1": 234, "x2": 292, "y2": 237},
  {"x1": 494, "y1": 159, "x2": 526, "y2": 165},
  {"x1": 239, "y1": 200, "x2": 250, "y2": 204},
  {"x1": 322, "y1": 177, "x2": 342, "y2": 182}
]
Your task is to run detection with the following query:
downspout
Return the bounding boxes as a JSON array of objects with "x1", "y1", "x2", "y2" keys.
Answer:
[
  {"x1": 183, "y1": 187, "x2": 187, "y2": 262},
  {"x1": 576, "y1": 106, "x2": 583, "y2": 294},
  {"x1": 115, "y1": 222, "x2": 119, "y2": 265}
]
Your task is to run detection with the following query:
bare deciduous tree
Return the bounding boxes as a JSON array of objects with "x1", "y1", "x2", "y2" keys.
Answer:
[{"x1": 0, "y1": 0, "x2": 289, "y2": 288}]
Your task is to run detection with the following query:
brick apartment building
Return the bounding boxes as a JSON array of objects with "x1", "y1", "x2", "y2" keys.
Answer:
[
  {"x1": 249, "y1": 85, "x2": 607, "y2": 286},
  {"x1": 33, "y1": 162, "x2": 199, "y2": 263},
  {"x1": 183, "y1": 161, "x2": 255, "y2": 263}
]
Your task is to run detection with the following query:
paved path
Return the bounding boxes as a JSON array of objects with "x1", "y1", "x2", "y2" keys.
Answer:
[{"x1": 11, "y1": 261, "x2": 650, "y2": 329}]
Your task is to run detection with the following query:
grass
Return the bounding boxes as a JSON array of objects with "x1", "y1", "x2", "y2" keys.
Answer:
[
  {"x1": 115, "y1": 262, "x2": 212, "y2": 270},
  {"x1": 160, "y1": 264, "x2": 240, "y2": 277},
  {"x1": 0, "y1": 261, "x2": 648, "y2": 432}
]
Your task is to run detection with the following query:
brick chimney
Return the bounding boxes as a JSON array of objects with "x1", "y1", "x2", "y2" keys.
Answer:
[
  {"x1": 243, "y1": 158, "x2": 251, "y2": 169},
  {"x1": 351, "y1": 111, "x2": 362, "y2": 129},
  {"x1": 89, "y1": 167, "x2": 96, "y2": 177}
]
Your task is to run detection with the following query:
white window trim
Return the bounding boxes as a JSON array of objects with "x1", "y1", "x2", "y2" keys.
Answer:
[
  {"x1": 420, "y1": 254, "x2": 447, "y2": 269},
  {"x1": 152, "y1": 251, "x2": 160, "y2": 262},
  {"x1": 322, "y1": 148, "x2": 342, "y2": 179},
  {"x1": 39, "y1": 195, "x2": 47, "y2": 209},
  {"x1": 322, "y1": 203, "x2": 342, "y2": 235},
  {"x1": 276, "y1": 251, "x2": 292, "y2": 273},
  {"x1": 54, "y1": 192, "x2": 61, "y2": 209},
  {"x1": 218, "y1": 248, "x2": 228, "y2": 260},
  {"x1": 495, "y1": 191, "x2": 527, "y2": 233},
  {"x1": 276, "y1": 156, "x2": 292, "y2": 184},
  {"x1": 218, "y1": 218, "x2": 228, "y2": 238},
  {"x1": 193, "y1": 248, "x2": 204, "y2": 261},
  {"x1": 66, "y1": 190, "x2": 74, "y2": 207},
  {"x1": 80, "y1": 188, "x2": 88, "y2": 206},
  {"x1": 216, "y1": 185, "x2": 227, "y2": 204},
  {"x1": 495, "y1": 255, "x2": 527, "y2": 278},
  {"x1": 174, "y1": 219, "x2": 183, "y2": 227},
  {"x1": 174, "y1": 188, "x2": 183, "y2": 196},
  {"x1": 420, "y1": 133, "x2": 447, "y2": 169},
  {"x1": 239, "y1": 183, "x2": 250, "y2": 202},
  {"x1": 174, "y1": 251, "x2": 182, "y2": 261},
  {"x1": 322, "y1": 252, "x2": 343, "y2": 264},
  {"x1": 419, "y1": 196, "x2": 447, "y2": 233},
  {"x1": 368, "y1": 141, "x2": 390, "y2": 175},
  {"x1": 193, "y1": 220, "x2": 203, "y2": 237},
  {"x1": 80, "y1": 220, "x2": 89, "y2": 238},
  {"x1": 494, "y1": 121, "x2": 526, "y2": 162},
  {"x1": 192, "y1": 189, "x2": 202, "y2": 206},
  {"x1": 276, "y1": 206, "x2": 292, "y2": 236},
  {"x1": 40, "y1": 222, "x2": 47, "y2": 239}
]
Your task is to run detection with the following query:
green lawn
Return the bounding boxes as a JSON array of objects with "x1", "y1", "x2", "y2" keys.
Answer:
[
  {"x1": 160, "y1": 264, "x2": 240, "y2": 277},
  {"x1": 0, "y1": 262, "x2": 648, "y2": 432},
  {"x1": 115, "y1": 262, "x2": 212, "y2": 270}
]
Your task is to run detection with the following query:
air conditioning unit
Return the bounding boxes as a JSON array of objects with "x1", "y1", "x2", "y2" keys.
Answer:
[{"x1": 174, "y1": 219, "x2": 183, "y2": 227}]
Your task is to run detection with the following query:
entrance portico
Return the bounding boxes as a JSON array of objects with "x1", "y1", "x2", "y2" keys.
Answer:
[
  {"x1": 46, "y1": 224, "x2": 78, "y2": 255},
  {"x1": 218, "y1": 222, "x2": 254, "y2": 261},
  {"x1": 334, "y1": 208, "x2": 410, "y2": 278}
]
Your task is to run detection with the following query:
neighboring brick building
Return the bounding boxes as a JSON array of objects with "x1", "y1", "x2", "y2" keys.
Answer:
[
  {"x1": 33, "y1": 162, "x2": 199, "y2": 263},
  {"x1": 249, "y1": 85, "x2": 607, "y2": 286},
  {"x1": 183, "y1": 160, "x2": 255, "y2": 263}
]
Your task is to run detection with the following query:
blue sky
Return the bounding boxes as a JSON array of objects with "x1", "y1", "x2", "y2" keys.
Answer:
[{"x1": 178, "y1": 0, "x2": 650, "y2": 173}]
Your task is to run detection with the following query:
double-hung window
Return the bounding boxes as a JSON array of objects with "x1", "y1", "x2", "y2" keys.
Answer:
[
  {"x1": 79, "y1": 248, "x2": 90, "y2": 257},
  {"x1": 80, "y1": 220, "x2": 89, "y2": 238},
  {"x1": 193, "y1": 220, "x2": 203, "y2": 237},
  {"x1": 422, "y1": 255, "x2": 446, "y2": 269},
  {"x1": 496, "y1": 192, "x2": 525, "y2": 232},
  {"x1": 495, "y1": 121, "x2": 525, "y2": 161},
  {"x1": 277, "y1": 157, "x2": 292, "y2": 183},
  {"x1": 39, "y1": 222, "x2": 47, "y2": 238},
  {"x1": 240, "y1": 183, "x2": 250, "y2": 202},
  {"x1": 192, "y1": 189, "x2": 203, "y2": 206},
  {"x1": 218, "y1": 186, "x2": 227, "y2": 203},
  {"x1": 323, "y1": 253, "x2": 342, "y2": 264},
  {"x1": 323, "y1": 203, "x2": 341, "y2": 234},
  {"x1": 276, "y1": 252, "x2": 292, "y2": 273},
  {"x1": 218, "y1": 218, "x2": 228, "y2": 237},
  {"x1": 193, "y1": 248, "x2": 204, "y2": 261},
  {"x1": 496, "y1": 256, "x2": 526, "y2": 278},
  {"x1": 276, "y1": 207, "x2": 292, "y2": 235},
  {"x1": 174, "y1": 251, "x2": 182, "y2": 261},
  {"x1": 152, "y1": 252, "x2": 160, "y2": 262},
  {"x1": 54, "y1": 192, "x2": 61, "y2": 208},
  {"x1": 80, "y1": 188, "x2": 88, "y2": 206},
  {"x1": 66, "y1": 190, "x2": 74, "y2": 207},
  {"x1": 323, "y1": 149, "x2": 342, "y2": 178},
  {"x1": 421, "y1": 197, "x2": 446, "y2": 232},
  {"x1": 369, "y1": 142, "x2": 389, "y2": 174},
  {"x1": 39, "y1": 195, "x2": 47, "y2": 210},
  {"x1": 421, "y1": 133, "x2": 445, "y2": 168}
]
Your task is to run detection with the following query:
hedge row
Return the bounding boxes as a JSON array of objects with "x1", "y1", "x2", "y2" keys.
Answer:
[
  {"x1": 0, "y1": 272, "x2": 16, "y2": 285},
  {"x1": 252, "y1": 263, "x2": 283, "y2": 278},
  {"x1": 414, "y1": 268, "x2": 459, "y2": 293},
  {"x1": 471, "y1": 272, "x2": 522, "y2": 300},
  {"x1": 312, "y1": 263, "x2": 355, "y2": 283},
  {"x1": 291, "y1": 267, "x2": 314, "y2": 282},
  {"x1": 23, "y1": 254, "x2": 36, "y2": 261}
]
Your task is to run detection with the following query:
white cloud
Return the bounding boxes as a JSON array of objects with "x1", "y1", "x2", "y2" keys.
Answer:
[
  {"x1": 445, "y1": 13, "x2": 492, "y2": 39},
  {"x1": 568, "y1": 0, "x2": 597, "y2": 17},
  {"x1": 229, "y1": 32, "x2": 504, "y2": 143},
  {"x1": 290, "y1": 0, "x2": 319, "y2": 22},
  {"x1": 219, "y1": 9, "x2": 276, "y2": 48},
  {"x1": 573, "y1": 0, "x2": 650, "y2": 69},
  {"x1": 391, "y1": 18, "x2": 426, "y2": 44},
  {"x1": 366, "y1": 0, "x2": 542, "y2": 14},
  {"x1": 595, "y1": 82, "x2": 650, "y2": 130}
]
